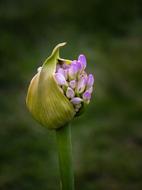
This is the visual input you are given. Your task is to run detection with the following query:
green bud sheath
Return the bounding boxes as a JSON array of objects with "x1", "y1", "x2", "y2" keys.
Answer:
[{"x1": 26, "y1": 43, "x2": 75, "y2": 129}]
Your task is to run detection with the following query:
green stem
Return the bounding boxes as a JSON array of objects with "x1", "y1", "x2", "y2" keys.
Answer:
[{"x1": 56, "y1": 123, "x2": 74, "y2": 190}]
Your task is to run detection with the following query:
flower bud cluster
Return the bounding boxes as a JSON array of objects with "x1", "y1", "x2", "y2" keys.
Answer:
[{"x1": 54, "y1": 55, "x2": 94, "y2": 113}]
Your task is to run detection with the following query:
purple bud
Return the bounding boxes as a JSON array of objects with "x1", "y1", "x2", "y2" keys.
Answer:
[
  {"x1": 82, "y1": 91, "x2": 91, "y2": 104},
  {"x1": 87, "y1": 74, "x2": 94, "y2": 88},
  {"x1": 76, "y1": 61, "x2": 82, "y2": 71},
  {"x1": 66, "y1": 87, "x2": 75, "y2": 99},
  {"x1": 78, "y1": 54, "x2": 87, "y2": 70},
  {"x1": 76, "y1": 77, "x2": 87, "y2": 93},
  {"x1": 57, "y1": 68, "x2": 68, "y2": 80},
  {"x1": 58, "y1": 68, "x2": 65, "y2": 75},
  {"x1": 69, "y1": 80, "x2": 76, "y2": 89},
  {"x1": 68, "y1": 60, "x2": 82, "y2": 79},
  {"x1": 68, "y1": 61, "x2": 78, "y2": 79},
  {"x1": 70, "y1": 97, "x2": 83, "y2": 105},
  {"x1": 54, "y1": 73, "x2": 67, "y2": 86}
]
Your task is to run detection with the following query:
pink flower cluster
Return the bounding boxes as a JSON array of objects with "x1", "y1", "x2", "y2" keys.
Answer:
[{"x1": 54, "y1": 55, "x2": 94, "y2": 113}]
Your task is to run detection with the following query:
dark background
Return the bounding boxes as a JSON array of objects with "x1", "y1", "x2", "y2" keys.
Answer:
[{"x1": 0, "y1": 0, "x2": 142, "y2": 189}]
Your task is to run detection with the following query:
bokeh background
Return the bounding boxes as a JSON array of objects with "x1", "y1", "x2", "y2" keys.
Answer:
[{"x1": 0, "y1": 0, "x2": 142, "y2": 189}]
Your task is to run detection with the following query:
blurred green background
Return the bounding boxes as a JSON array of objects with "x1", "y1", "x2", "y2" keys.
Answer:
[{"x1": 0, "y1": 0, "x2": 142, "y2": 189}]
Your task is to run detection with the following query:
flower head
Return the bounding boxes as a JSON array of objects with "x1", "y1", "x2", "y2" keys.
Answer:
[
  {"x1": 55, "y1": 51, "x2": 94, "y2": 114},
  {"x1": 26, "y1": 43, "x2": 94, "y2": 129}
]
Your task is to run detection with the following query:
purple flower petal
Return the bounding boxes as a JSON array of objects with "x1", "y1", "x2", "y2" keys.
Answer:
[
  {"x1": 57, "y1": 68, "x2": 68, "y2": 80},
  {"x1": 78, "y1": 54, "x2": 87, "y2": 69},
  {"x1": 72, "y1": 60, "x2": 82, "y2": 71},
  {"x1": 66, "y1": 87, "x2": 75, "y2": 99},
  {"x1": 87, "y1": 74, "x2": 94, "y2": 88},
  {"x1": 68, "y1": 61, "x2": 79, "y2": 79},
  {"x1": 69, "y1": 80, "x2": 76, "y2": 89},
  {"x1": 70, "y1": 97, "x2": 83, "y2": 105},
  {"x1": 83, "y1": 91, "x2": 91, "y2": 100},
  {"x1": 76, "y1": 61, "x2": 82, "y2": 71},
  {"x1": 82, "y1": 91, "x2": 91, "y2": 104},
  {"x1": 58, "y1": 68, "x2": 65, "y2": 75},
  {"x1": 76, "y1": 77, "x2": 87, "y2": 93},
  {"x1": 54, "y1": 73, "x2": 67, "y2": 86}
]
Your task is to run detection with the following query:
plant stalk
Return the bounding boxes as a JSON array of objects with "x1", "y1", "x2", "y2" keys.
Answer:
[{"x1": 56, "y1": 123, "x2": 74, "y2": 190}]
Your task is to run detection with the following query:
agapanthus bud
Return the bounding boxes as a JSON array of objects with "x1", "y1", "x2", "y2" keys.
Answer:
[
  {"x1": 54, "y1": 73, "x2": 67, "y2": 86},
  {"x1": 69, "y1": 80, "x2": 76, "y2": 89},
  {"x1": 57, "y1": 68, "x2": 65, "y2": 76},
  {"x1": 78, "y1": 54, "x2": 86, "y2": 70},
  {"x1": 68, "y1": 61, "x2": 79, "y2": 80},
  {"x1": 87, "y1": 74, "x2": 94, "y2": 88},
  {"x1": 66, "y1": 87, "x2": 75, "y2": 99},
  {"x1": 71, "y1": 97, "x2": 83, "y2": 105},
  {"x1": 26, "y1": 43, "x2": 94, "y2": 129},
  {"x1": 83, "y1": 91, "x2": 91, "y2": 104},
  {"x1": 76, "y1": 77, "x2": 87, "y2": 94}
]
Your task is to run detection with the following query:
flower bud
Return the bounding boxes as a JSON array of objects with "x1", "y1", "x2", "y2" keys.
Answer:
[
  {"x1": 68, "y1": 61, "x2": 79, "y2": 80},
  {"x1": 26, "y1": 43, "x2": 75, "y2": 129},
  {"x1": 76, "y1": 77, "x2": 86, "y2": 94},
  {"x1": 83, "y1": 91, "x2": 91, "y2": 104},
  {"x1": 69, "y1": 80, "x2": 76, "y2": 89},
  {"x1": 26, "y1": 43, "x2": 95, "y2": 129},
  {"x1": 70, "y1": 97, "x2": 83, "y2": 105},
  {"x1": 57, "y1": 68, "x2": 65, "y2": 75},
  {"x1": 66, "y1": 87, "x2": 75, "y2": 99},
  {"x1": 78, "y1": 54, "x2": 86, "y2": 70},
  {"x1": 54, "y1": 73, "x2": 67, "y2": 86},
  {"x1": 87, "y1": 74, "x2": 94, "y2": 88}
]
